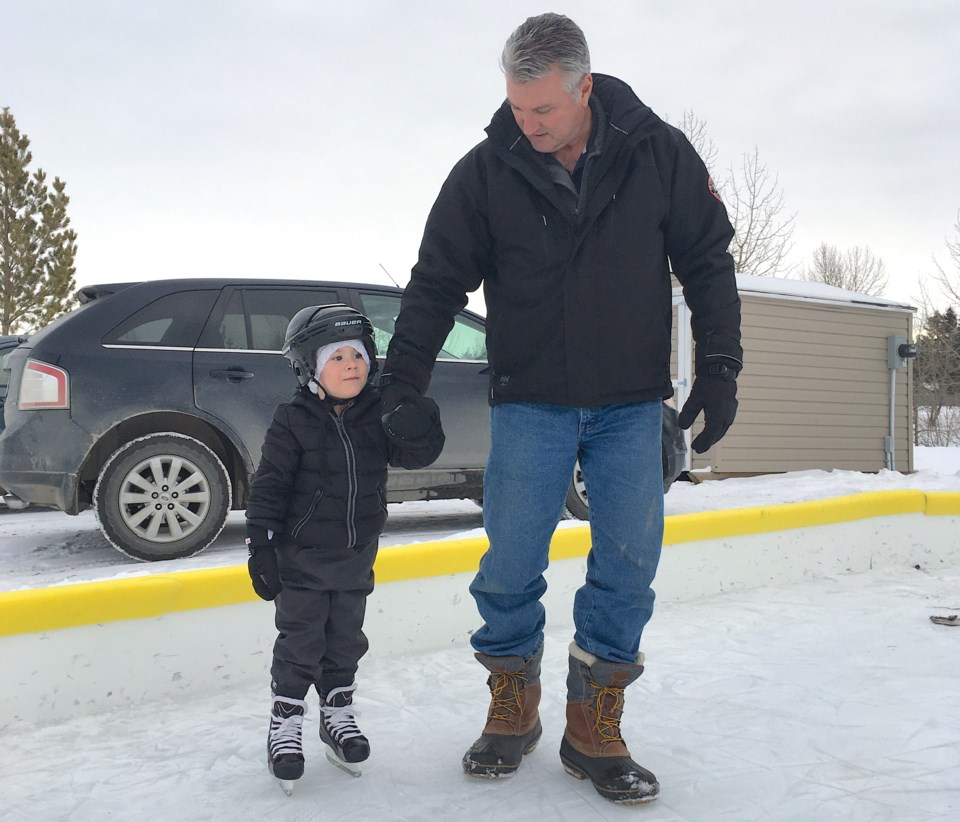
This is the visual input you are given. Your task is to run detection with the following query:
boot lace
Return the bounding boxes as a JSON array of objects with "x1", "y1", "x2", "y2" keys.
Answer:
[
  {"x1": 321, "y1": 686, "x2": 364, "y2": 743},
  {"x1": 487, "y1": 670, "x2": 527, "y2": 724},
  {"x1": 593, "y1": 686, "x2": 626, "y2": 744},
  {"x1": 269, "y1": 698, "x2": 306, "y2": 758}
]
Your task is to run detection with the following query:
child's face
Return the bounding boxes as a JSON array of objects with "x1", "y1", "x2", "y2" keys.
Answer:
[{"x1": 317, "y1": 346, "x2": 369, "y2": 399}]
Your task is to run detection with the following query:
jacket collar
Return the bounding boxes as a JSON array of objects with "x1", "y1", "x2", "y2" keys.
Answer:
[{"x1": 291, "y1": 383, "x2": 377, "y2": 421}]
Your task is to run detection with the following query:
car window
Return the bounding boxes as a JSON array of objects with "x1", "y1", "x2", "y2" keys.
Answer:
[
  {"x1": 356, "y1": 292, "x2": 487, "y2": 362},
  {"x1": 440, "y1": 313, "x2": 487, "y2": 360},
  {"x1": 0, "y1": 347, "x2": 13, "y2": 390},
  {"x1": 103, "y1": 290, "x2": 219, "y2": 347},
  {"x1": 204, "y1": 288, "x2": 339, "y2": 351}
]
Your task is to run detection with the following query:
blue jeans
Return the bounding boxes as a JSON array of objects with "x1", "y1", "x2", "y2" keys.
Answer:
[{"x1": 469, "y1": 400, "x2": 664, "y2": 664}]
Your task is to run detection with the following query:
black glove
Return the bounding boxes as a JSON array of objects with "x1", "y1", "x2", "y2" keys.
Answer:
[
  {"x1": 380, "y1": 376, "x2": 443, "y2": 445},
  {"x1": 246, "y1": 526, "x2": 281, "y2": 601},
  {"x1": 678, "y1": 359, "x2": 740, "y2": 454}
]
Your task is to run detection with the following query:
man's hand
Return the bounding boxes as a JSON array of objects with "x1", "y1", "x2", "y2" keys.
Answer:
[
  {"x1": 678, "y1": 360, "x2": 739, "y2": 454},
  {"x1": 380, "y1": 376, "x2": 443, "y2": 445},
  {"x1": 246, "y1": 526, "x2": 281, "y2": 601}
]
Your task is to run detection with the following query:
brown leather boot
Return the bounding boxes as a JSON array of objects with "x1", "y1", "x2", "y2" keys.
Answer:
[
  {"x1": 559, "y1": 642, "x2": 659, "y2": 804},
  {"x1": 462, "y1": 645, "x2": 543, "y2": 778}
]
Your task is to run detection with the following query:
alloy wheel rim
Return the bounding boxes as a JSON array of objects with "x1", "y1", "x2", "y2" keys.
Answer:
[
  {"x1": 572, "y1": 461, "x2": 588, "y2": 505},
  {"x1": 117, "y1": 454, "x2": 211, "y2": 543}
]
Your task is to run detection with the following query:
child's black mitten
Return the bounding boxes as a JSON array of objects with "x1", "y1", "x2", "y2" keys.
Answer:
[
  {"x1": 380, "y1": 376, "x2": 443, "y2": 445},
  {"x1": 246, "y1": 526, "x2": 281, "y2": 601}
]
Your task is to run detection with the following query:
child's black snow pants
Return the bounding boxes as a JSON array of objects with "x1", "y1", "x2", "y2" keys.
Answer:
[{"x1": 270, "y1": 538, "x2": 378, "y2": 700}]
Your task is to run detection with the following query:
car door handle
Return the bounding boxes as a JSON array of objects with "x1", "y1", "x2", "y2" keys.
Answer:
[{"x1": 209, "y1": 368, "x2": 255, "y2": 382}]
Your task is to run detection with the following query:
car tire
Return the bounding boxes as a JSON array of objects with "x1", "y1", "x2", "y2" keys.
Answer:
[
  {"x1": 563, "y1": 418, "x2": 683, "y2": 520},
  {"x1": 562, "y1": 461, "x2": 590, "y2": 521},
  {"x1": 94, "y1": 433, "x2": 231, "y2": 561}
]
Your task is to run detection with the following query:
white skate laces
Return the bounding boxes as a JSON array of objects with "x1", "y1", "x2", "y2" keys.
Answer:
[
  {"x1": 269, "y1": 697, "x2": 307, "y2": 758},
  {"x1": 321, "y1": 685, "x2": 364, "y2": 743}
]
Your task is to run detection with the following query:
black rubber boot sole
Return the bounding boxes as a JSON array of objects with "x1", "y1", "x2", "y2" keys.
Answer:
[
  {"x1": 462, "y1": 719, "x2": 543, "y2": 778},
  {"x1": 559, "y1": 736, "x2": 659, "y2": 805}
]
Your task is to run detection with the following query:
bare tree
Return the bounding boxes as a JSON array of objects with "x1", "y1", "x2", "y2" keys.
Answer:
[
  {"x1": 844, "y1": 246, "x2": 888, "y2": 295},
  {"x1": 723, "y1": 146, "x2": 797, "y2": 278},
  {"x1": 912, "y1": 212, "x2": 960, "y2": 444},
  {"x1": 670, "y1": 109, "x2": 720, "y2": 173},
  {"x1": 929, "y1": 210, "x2": 960, "y2": 306},
  {"x1": 664, "y1": 116, "x2": 797, "y2": 279},
  {"x1": 802, "y1": 242, "x2": 888, "y2": 296},
  {"x1": 806, "y1": 242, "x2": 845, "y2": 283}
]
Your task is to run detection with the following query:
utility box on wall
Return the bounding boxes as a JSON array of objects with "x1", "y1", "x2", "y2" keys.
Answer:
[{"x1": 673, "y1": 275, "x2": 916, "y2": 475}]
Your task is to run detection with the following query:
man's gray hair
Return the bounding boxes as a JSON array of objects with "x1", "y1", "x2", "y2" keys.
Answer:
[{"x1": 501, "y1": 13, "x2": 591, "y2": 95}]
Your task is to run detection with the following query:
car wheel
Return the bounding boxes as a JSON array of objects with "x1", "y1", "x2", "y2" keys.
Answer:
[
  {"x1": 562, "y1": 461, "x2": 590, "y2": 521},
  {"x1": 94, "y1": 433, "x2": 231, "y2": 561},
  {"x1": 562, "y1": 405, "x2": 685, "y2": 521}
]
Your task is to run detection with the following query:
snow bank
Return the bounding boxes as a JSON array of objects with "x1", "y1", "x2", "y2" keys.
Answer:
[{"x1": 2, "y1": 489, "x2": 958, "y2": 730}]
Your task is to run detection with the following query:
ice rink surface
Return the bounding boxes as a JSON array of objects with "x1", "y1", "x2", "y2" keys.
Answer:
[
  {"x1": 2, "y1": 564, "x2": 958, "y2": 821},
  {"x1": 1, "y1": 447, "x2": 958, "y2": 820}
]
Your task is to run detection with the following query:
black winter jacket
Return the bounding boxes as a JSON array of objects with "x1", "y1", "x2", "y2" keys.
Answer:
[
  {"x1": 385, "y1": 73, "x2": 742, "y2": 407},
  {"x1": 245, "y1": 384, "x2": 443, "y2": 550}
]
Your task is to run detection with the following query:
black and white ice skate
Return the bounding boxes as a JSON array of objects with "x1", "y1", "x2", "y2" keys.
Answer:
[
  {"x1": 319, "y1": 684, "x2": 369, "y2": 777},
  {"x1": 267, "y1": 696, "x2": 307, "y2": 795}
]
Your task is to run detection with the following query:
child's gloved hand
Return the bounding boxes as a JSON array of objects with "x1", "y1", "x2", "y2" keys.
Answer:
[
  {"x1": 380, "y1": 376, "x2": 443, "y2": 445},
  {"x1": 246, "y1": 526, "x2": 281, "y2": 601}
]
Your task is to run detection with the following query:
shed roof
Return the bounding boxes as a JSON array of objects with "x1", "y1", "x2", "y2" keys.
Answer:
[{"x1": 733, "y1": 274, "x2": 915, "y2": 311}]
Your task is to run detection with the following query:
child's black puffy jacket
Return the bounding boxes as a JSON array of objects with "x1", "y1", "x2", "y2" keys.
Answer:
[{"x1": 245, "y1": 384, "x2": 442, "y2": 550}]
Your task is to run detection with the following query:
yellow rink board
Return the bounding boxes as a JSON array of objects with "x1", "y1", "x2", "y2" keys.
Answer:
[{"x1": 2, "y1": 490, "x2": 958, "y2": 639}]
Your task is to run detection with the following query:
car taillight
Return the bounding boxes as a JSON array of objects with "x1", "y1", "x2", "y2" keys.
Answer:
[{"x1": 18, "y1": 359, "x2": 70, "y2": 410}]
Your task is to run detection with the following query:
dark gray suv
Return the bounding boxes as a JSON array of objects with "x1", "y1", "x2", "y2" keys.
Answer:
[
  {"x1": 0, "y1": 335, "x2": 25, "y2": 431},
  {"x1": 0, "y1": 279, "x2": 685, "y2": 560}
]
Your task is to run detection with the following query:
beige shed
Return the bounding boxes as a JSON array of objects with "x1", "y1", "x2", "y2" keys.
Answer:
[{"x1": 672, "y1": 275, "x2": 916, "y2": 476}]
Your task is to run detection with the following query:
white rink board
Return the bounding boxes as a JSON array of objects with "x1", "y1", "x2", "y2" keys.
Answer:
[{"x1": 3, "y1": 513, "x2": 958, "y2": 729}]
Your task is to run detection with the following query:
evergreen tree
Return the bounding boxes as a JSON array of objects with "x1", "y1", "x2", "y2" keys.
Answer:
[
  {"x1": 914, "y1": 306, "x2": 960, "y2": 441},
  {"x1": 0, "y1": 107, "x2": 77, "y2": 334}
]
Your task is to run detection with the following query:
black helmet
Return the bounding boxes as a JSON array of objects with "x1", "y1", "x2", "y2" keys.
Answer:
[{"x1": 282, "y1": 304, "x2": 378, "y2": 389}]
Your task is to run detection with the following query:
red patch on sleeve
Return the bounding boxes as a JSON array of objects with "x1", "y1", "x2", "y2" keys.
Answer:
[{"x1": 707, "y1": 175, "x2": 723, "y2": 203}]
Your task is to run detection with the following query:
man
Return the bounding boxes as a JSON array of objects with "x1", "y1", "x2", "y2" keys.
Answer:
[{"x1": 380, "y1": 12, "x2": 742, "y2": 806}]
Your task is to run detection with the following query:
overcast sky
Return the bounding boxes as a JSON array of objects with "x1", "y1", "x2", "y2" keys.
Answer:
[{"x1": 3, "y1": 0, "x2": 959, "y2": 311}]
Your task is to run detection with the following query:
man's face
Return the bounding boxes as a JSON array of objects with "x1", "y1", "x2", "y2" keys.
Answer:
[{"x1": 506, "y1": 67, "x2": 592, "y2": 156}]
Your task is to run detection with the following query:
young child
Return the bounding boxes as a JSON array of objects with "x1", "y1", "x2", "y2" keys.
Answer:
[{"x1": 245, "y1": 304, "x2": 444, "y2": 789}]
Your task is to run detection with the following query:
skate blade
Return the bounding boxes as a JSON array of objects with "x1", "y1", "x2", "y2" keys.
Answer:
[
  {"x1": 277, "y1": 779, "x2": 295, "y2": 796},
  {"x1": 325, "y1": 748, "x2": 363, "y2": 777}
]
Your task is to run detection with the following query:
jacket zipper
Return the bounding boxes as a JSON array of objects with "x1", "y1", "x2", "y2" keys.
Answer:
[
  {"x1": 332, "y1": 412, "x2": 359, "y2": 549},
  {"x1": 574, "y1": 139, "x2": 604, "y2": 219},
  {"x1": 292, "y1": 489, "x2": 323, "y2": 539}
]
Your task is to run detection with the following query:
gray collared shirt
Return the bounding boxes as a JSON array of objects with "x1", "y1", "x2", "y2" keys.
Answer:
[{"x1": 541, "y1": 95, "x2": 606, "y2": 214}]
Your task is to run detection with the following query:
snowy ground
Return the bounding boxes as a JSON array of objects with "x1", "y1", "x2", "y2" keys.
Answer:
[
  {"x1": 1, "y1": 566, "x2": 958, "y2": 821},
  {"x1": 0, "y1": 448, "x2": 958, "y2": 821},
  {"x1": 2, "y1": 447, "x2": 959, "y2": 592}
]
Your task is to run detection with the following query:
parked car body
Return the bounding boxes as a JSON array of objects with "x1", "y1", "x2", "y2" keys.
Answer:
[
  {"x1": 0, "y1": 279, "x2": 685, "y2": 560},
  {"x1": 0, "y1": 335, "x2": 29, "y2": 505},
  {"x1": 0, "y1": 335, "x2": 26, "y2": 431}
]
